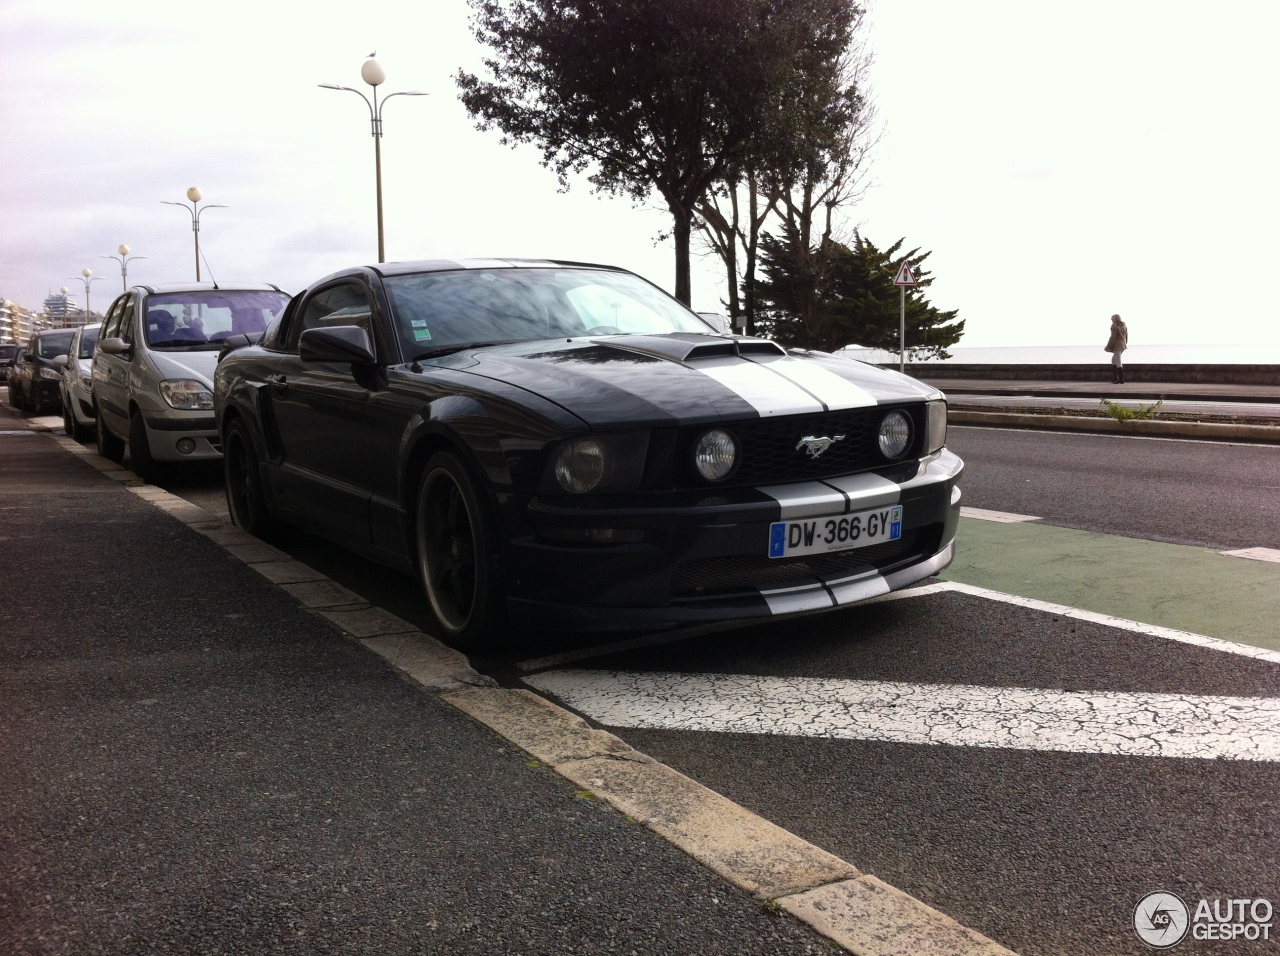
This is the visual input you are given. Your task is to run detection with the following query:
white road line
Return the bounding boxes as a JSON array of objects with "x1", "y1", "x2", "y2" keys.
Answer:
[
  {"x1": 512, "y1": 584, "x2": 950, "y2": 674},
  {"x1": 1222, "y1": 547, "x2": 1280, "y2": 564},
  {"x1": 936, "y1": 581, "x2": 1280, "y2": 664},
  {"x1": 524, "y1": 670, "x2": 1280, "y2": 762},
  {"x1": 959, "y1": 506, "x2": 1042, "y2": 523}
]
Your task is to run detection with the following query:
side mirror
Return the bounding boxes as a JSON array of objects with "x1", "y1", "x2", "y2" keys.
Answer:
[
  {"x1": 22, "y1": 353, "x2": 34, "y2": 364},
  {"x1": 98, "y1": 337, "x2": 132, "y2": 356},
  {"x1": 299, "y1": 326, "x2": 376, "y2": 366},
  {"x1": 53, "y1": 355, "x2": 69, "y2": 368},
  {"x1": 217, "y1": 331, "x2": 265, "y2": 362}
]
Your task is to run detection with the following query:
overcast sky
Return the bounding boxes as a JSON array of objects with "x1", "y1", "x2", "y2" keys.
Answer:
[{"x1": 2, "y1": 0, "x2": 1276, "y2": 347}]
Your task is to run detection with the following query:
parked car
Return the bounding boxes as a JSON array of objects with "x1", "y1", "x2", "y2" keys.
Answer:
[
  {"x1": 57, "y1": 323, "x2": 101, "y2": 441},
  {"x1": 215, "y1": 259, "x2": 963, "y2": 649},
  {"x1": 0, "y1": 343, "x2": 20, "y2": 374},
  {"x1": 15, "y1": 328, "x2": 76, "y2": 414},
  {"x1": 6, "y1": 347, "x2": 26, "y2": 405},
  {"x1": 92, "y1": 282, "x2": 289, "y2": 479}
]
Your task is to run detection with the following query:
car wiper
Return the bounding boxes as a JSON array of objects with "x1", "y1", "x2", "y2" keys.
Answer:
[{"x1": 410, "y1": 341, "x2": 512, "y2": 362}]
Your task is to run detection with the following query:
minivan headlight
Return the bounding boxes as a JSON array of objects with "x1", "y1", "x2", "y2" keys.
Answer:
[{"x1": 160, "y1": 379, "x2": 214, "y2": 410}]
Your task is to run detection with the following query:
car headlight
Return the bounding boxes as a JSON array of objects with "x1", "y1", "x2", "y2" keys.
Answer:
[
  {"x1": 878, "y1": 410, "x2": 913, "y2": 459},
  {"x1": 925, "y1": 400, "x2": 947, "y2": 454},
  {"x1": 159, "y1": 379, "x2": 214, "y2": 410},
  {"x1": 693, "y1": 428, "x2": 737, "y2": 481},
  {"x1": 551, "y1": 432, "x2": 649, "y2": 494},
  {"x1": 39, "y1": 367, "x2": 61, "y2": 380}
]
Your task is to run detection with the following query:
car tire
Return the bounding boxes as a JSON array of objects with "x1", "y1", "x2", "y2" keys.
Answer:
[
  {"x1": 71, "y1": 410, "x2": 92, "y2": 443},
  {"x1": 129, "y1": 411, "x2": 161, "y2": 482},
  {"x1": 224, "y1": 419, "x2": 275, "y2": 536},
  {"x1": 415, "y1": 451, "x2": 509, "y2": 650},
  {"x1": 26, "y1": 388, "x2": 40, "y2": 415},
  {"x1": 95, "y1": 406, "x2": 126, "y2": 463},
  {"x1": 7, "y1": 384, "x2": 18, "y2": 408},
  {"x1": 63, "y1": 406, "x2": 74, "y2": 435}
]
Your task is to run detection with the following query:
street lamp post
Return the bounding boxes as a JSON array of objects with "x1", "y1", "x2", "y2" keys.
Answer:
[
  {"x1": 69, "y1": 268, "x2": 106, "y2": 326},
  {"x1": 162, "y1": 187, "x2": 227, "y2": 282},
  {"x1": 320, "y1": 57, "x2": 426, "y2": 263},
  {"x1": 100, "y1": 244, "x2": 148, "y2": 292}
]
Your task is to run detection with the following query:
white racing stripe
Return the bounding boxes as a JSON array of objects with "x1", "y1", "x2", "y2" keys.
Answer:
[
  {"x1": 525, "y1": 670, "x2": 1280, "y2": 762},
  {"x1": 695, "y1": 357, "x2": 824, "y2": 416},
  {"x1": 749, "y1": 355, "x2": 878, "y2": 409}
]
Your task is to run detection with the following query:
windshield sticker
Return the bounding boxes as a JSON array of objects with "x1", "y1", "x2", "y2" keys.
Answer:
[
  {"x1": 410, "y1": 319, "x2": 427, "y2": 328},
  {"x1": 413, "y1": 328, "x2": 433, "y2": 341}
]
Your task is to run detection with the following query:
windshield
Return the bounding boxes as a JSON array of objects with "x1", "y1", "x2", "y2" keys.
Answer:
[
  {"x1": 144, "y1": 291, "x2": 290, "y2": 349},
  {"x1": 0, "y1": 345, "x2": 17, "y2": 360},
  {"x1": 383, "y1": 268, "x2": 713, "y2": 357},
  {"x1": 37, "y1": 331, "x2": 75, "y2": 359},
  {"x1": 77, "y1": 326, "x2": 101, "y2": 359}
]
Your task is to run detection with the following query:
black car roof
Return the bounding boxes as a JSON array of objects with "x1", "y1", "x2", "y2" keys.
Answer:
[{"x1": 369, "y1": 258, "x2": 628, "y2": 278}]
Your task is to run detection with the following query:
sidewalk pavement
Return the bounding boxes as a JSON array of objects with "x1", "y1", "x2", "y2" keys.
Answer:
[{"x1": 0, "y1": 401, "x2": 1014, "y2": 956}]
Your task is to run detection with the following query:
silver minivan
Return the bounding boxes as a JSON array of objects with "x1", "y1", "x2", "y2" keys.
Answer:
[{"x1": 93, "y1": 282, "x2": 289, "y2": 478}]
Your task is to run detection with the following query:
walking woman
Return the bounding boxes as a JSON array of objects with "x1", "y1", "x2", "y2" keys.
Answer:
[{"x1": 1105, "y1": 313, "x2": 1129, "y2": 384}]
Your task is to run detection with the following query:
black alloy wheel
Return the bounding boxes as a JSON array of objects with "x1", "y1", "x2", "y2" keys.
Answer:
[
  {"x1": 95, "y1": 406, "x2": 125, "y2": 463},
  {"x1": 224, "y1": 419, "x2": 274, "y2": 536},
  {"x1": 415, "y1": 451, "x2": 507, "y2": 650},
  {"x1": 129, "y1": 412, "x2": 160, "y2": 482}
]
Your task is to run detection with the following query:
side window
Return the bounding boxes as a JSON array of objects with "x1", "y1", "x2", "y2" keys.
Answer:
[
  {"x1": 287, "y1": 283, "x2": 372, "y2": 352},
  {"x1": 101, "y1": 296, "x2": 125, "y2": 339},
  {"x1": 116, "y1": 294, "x2": 137, "y2": 345}
]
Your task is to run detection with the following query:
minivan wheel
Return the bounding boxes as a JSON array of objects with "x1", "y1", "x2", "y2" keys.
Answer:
[
  {"x1": 224, "y1": 420, "x2": 274, "y2": 536},
  {"x1": 415, "y1": 451, "x2": 509, "y2": 651},
  {"x1": 129, "y1": 411, "x2": 161, "y2": 482},
  {"x1": 95, "y1": 406, "x2": 125, "y2": 463}
]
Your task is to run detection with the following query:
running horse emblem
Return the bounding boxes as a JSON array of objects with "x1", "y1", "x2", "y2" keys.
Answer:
[{"x1": 795, "y1": 434, "x2": 846, "y2": 459}]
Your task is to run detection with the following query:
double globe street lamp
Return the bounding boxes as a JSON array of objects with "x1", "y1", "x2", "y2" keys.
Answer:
[
  {"x1": 320, "y1": 57, "x2": 426, "y2": 263},
  {"x1": 69, "y1": 268, "x2": 106, "y2": 325},
  {"x1": 100, "y1": 244, "x2": 148, "y2": 292},
  {"x1": 163, "y1": 187, "x2": 227, "y2": 282}
]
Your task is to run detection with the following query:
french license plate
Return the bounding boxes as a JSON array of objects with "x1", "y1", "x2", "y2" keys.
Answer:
[{"x1": 768, "y1": 505, "x2": 902, "y2": 559}]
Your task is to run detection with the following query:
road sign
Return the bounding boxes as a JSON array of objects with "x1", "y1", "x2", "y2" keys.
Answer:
[{"x1": 893, "y1": 262, "x2": 917, "y2": 286}]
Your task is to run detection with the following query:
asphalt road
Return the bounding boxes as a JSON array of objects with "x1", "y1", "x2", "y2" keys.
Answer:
[
  {"x1": 34, "y1": 420, "x2": 1280, "y2": 955},
  {"x1": 943, "y1": 426, "x2": 1280, "y2": 550}
]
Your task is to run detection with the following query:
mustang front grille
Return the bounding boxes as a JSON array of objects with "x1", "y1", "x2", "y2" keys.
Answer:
[{"x1": 674, "y1": 404, "x2": 924, "y2": 487}]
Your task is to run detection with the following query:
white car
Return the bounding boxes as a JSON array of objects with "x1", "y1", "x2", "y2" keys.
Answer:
[
  {"x1": 57, "y1": 323, "x2": 101, "y2": 441},
  {"x1": 93, "y1": 282, "x2": 289, "y2": 479}
]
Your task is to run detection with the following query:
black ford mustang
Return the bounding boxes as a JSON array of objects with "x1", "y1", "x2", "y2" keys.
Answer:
[{"x1": 214, "y1": 259, "x2": 964, "y2": 648}]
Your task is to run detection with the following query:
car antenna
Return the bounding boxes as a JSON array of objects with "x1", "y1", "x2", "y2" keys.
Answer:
[{"x1": 201, "y1": 249, "x2": 220, "y2": 289}]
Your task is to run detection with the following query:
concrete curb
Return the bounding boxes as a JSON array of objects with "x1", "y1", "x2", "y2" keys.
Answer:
[
  {"x1": 950, "y1": 409, "x2": 1280, "y2": 443},
  {"x1": 43, "y1": 428, "x2": 1018, "y2": 956}
]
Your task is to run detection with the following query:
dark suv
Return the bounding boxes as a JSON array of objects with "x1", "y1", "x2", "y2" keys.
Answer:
[{"x1": 15, "y1": 329, "x2": 76, "y2": 414}]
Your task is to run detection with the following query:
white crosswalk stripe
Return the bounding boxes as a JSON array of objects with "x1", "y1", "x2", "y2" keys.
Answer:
[{"x1": 525, "y1": 670, "x2": 1280, "y2": 762}]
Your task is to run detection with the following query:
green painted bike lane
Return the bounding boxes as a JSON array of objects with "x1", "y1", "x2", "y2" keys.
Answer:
[{"x1": 939, "y1": 517, "x2": 1280, "y2": 652}]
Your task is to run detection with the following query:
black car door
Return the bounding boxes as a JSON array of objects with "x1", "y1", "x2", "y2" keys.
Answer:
[{"x1": 264, "y1": 280, "x2": 404, "y2": 546}]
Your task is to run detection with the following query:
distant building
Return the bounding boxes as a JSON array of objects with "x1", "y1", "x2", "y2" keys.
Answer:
[{"x1": 42, "y1": 290, "x2": 81, "y2": 328}]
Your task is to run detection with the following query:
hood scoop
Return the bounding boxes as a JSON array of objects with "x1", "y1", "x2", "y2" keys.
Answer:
[{"x1": 593, "y1": 333, "x2": 786, "y2": 364}]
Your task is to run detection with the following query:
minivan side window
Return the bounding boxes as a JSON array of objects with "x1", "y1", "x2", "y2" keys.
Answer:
[
  {"x1": 101, "y1": 296, "x2": 125, "y2": 340},
  {"x1": 117, "y1": 294, "x2": 137, "y2": 345}
]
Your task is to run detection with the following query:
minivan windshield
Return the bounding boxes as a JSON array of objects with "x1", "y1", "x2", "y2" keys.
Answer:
[
  {"x1": 383, "y1": 268, "x2": 714, "y2": 358},
  {"x1": 37, "y1": 331, "x2": 75, "y2": 359},
  {"x1": 144, "y1": 291, "x2": 290, "y2": 349}
]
